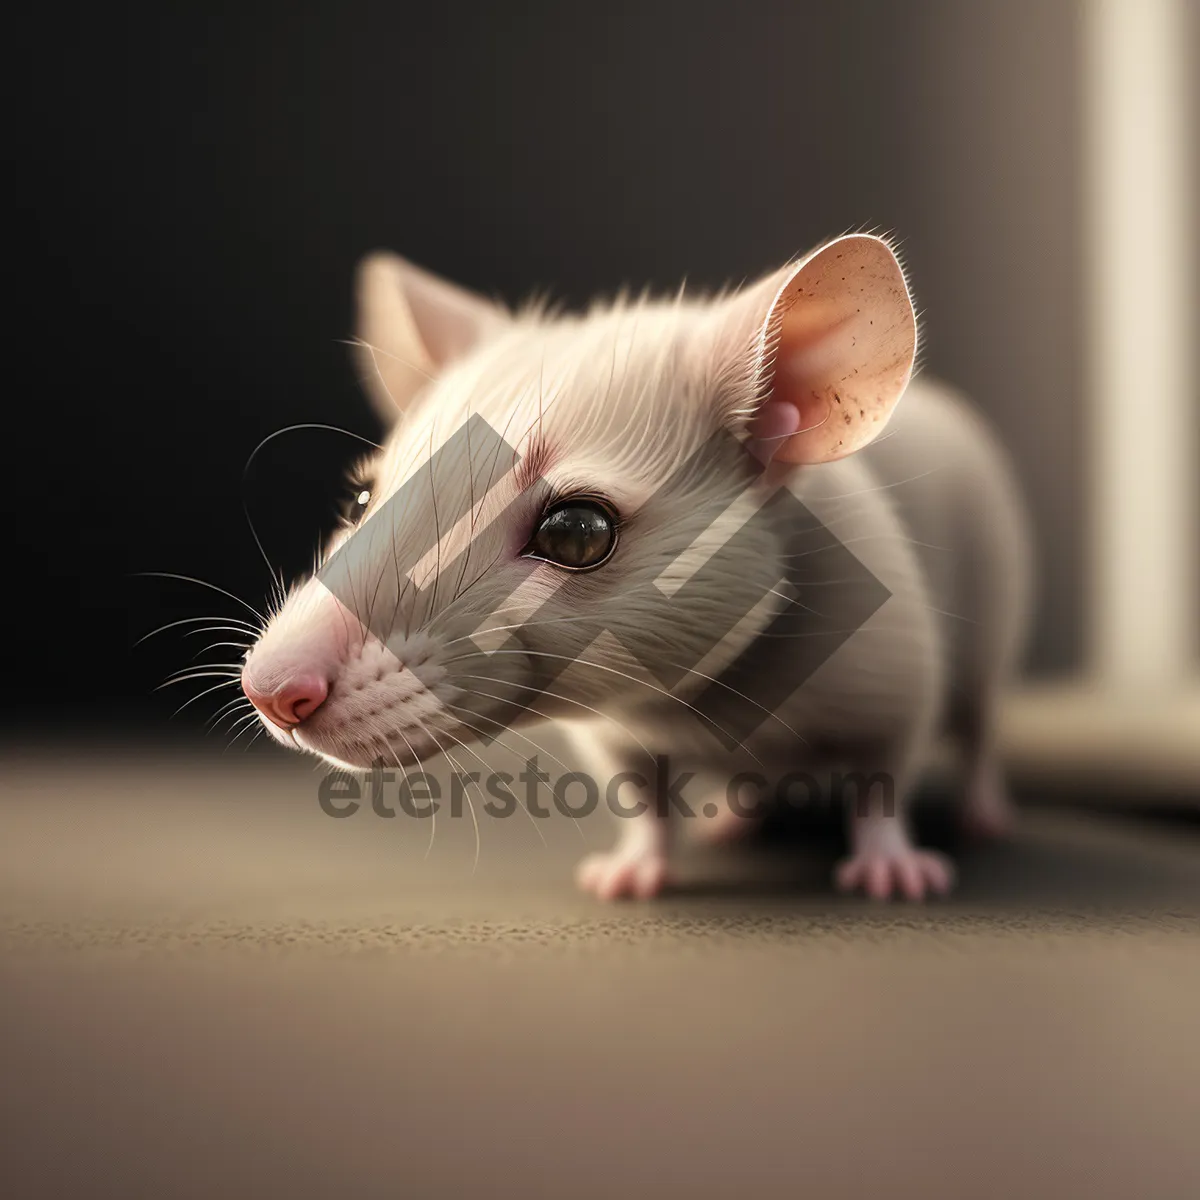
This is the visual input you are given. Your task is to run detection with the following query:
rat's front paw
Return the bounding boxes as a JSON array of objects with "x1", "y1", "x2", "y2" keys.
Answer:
[
  {"x1": 835, "y1": 842, "x2": 955, "y2": 901},
  {"x1": 575, "y1": 845, "x2": 669, "y2": 900}
]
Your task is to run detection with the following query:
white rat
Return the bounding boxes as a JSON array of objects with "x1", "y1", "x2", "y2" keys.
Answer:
[{"x1": 241, "y1": 234, "x2": 1031, "y2": 900}]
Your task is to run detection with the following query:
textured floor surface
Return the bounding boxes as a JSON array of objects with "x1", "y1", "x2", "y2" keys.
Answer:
[{"x1": 2, "y1": 746, "x2": 1198, "y2": 1199}]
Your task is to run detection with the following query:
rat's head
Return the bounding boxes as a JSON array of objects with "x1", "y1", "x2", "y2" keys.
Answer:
[{"x1": 242, "y1": 234, "x2": 916, "y2": 769}]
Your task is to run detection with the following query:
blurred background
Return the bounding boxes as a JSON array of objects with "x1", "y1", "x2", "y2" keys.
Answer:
[
  {"x1": 3, "y1": 5, "x2": 1198, "y2": 1198},
  {"x1": 8, "y1": 0, "x2": 1198, "y2": 797}
]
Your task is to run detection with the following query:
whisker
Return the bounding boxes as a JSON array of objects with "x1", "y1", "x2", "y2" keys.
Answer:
[
  {"x1": 433, "y1": 708, "x2": 553, "y2": 848},
  {"x1": 816, "y1": 467, "x2": 941, "y2": 501},
  {"x1": 345, "y1": 337, "x2": 436, "y2": 386},
  {"x1": 434, "y1": 609, "x2": 623, "y2": 655},
  {"x1": 241, "y1": 422, "x2": 383, "y2": 605},
  {"x1": 389, "y1": 726, "x2": 438, "y2": 861},
  {"x1": 440, "y1": 723, "x2": 524, "y2": 853},
  {"x1": 155, "y1": 669, "x2": 243, "y2": 691},
  {"x1": 206, "y1": 696, "x2": 252, "y2": 731},
  {"x1": 134, "y1": 615, "x2": 260, "y2": 647},
  {"x1": 224, "y1": 712, "x2": 266, "y2": 752},
  {"x1": 171, "y1": 678, "x2": 242, "y2": 717},
  {"x1": 160, "y1": 662, "x2": 246, "y2": 678},
  {"x1": 446, "y1": 674, "x2": 658, "y2": 770},
  {"x1": 442, "y1": 699, "x2": 591, "y2": 845},
  {"x1": 439, "y1": 648, "x2": 773, "y2": 760},
  {"x1": 134, "y1": 572, "x2": 265, "y2": 622},
  {"x1": 182, "y1": 624, "x2": 260, "y2": 639},
  {"x1": 189, "y1": 641, "x2": 252, "y2": 662},
  {"x1": 220, "y1": 707, "x2": 261, "y2": 737},
  {"x1": 415, "y1": 721, "x2": 482, "y2": 873}
]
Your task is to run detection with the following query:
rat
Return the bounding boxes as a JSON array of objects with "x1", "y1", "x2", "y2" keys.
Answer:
[{"x1": 240, "y1": 233, "x2": 1031, "y2": 901}]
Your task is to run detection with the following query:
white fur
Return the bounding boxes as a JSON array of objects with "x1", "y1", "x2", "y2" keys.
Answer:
[{"x1": 244, "y1": 237, "x2": 1031, "y2": 900}]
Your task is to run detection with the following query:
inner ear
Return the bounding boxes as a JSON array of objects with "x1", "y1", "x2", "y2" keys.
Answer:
[
  {"x1": 354, "y1": 253, "x2": 510, "y2": 425},
  {"x1": 747, "y1": 234, "x2": 917, "y2": 465}
]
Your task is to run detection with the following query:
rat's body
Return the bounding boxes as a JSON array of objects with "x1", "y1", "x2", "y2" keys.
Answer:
[
  {"x1": 241, "y1": 235, "x2": 1031, "y2": 900},
  {"x1": 571, "y1": 376, "x2": 1029, "y2": 898}
]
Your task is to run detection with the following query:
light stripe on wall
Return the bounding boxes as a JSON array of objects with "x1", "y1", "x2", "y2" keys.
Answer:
[{"x1": 1083, "y1": 0, "x2": 1197, "y2": 686}]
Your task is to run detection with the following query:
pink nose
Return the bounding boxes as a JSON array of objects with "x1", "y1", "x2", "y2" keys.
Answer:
[{"x1": 242, "y1": 672, "x2": 329, "y2": 730}]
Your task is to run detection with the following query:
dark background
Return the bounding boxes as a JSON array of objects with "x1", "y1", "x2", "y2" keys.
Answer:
[{"x1": 12, "y1": 1, "x2": 1107, "y2": 736}]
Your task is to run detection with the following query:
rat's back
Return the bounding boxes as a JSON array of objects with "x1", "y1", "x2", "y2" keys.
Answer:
[{"x1": 858, "y1": 375, "x2": 1033, "y2": 710}]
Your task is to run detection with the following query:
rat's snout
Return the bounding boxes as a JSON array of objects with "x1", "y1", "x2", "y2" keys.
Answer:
[
  {"x1": 241, "y1": 582, "x2": 356, "y2": 733},
  {"x1": 238, "y1": 576, "x2": 470, "y2": 768},
  {"x1": 242, "y1": 670, "x2": 329, "y2": 731}
]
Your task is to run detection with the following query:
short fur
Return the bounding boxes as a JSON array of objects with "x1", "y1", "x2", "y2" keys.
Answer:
[{"x1": 243, "y1": 236, "x2": 1031, "y2": 900}]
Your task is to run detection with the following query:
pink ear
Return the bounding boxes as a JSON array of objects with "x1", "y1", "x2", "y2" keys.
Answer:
[
  {"x1": 747, "y1": 234, "x2": 917, "y2": 465},
  {"x1": 354, "y1": 253, "x2": 510, "y2": 423}
]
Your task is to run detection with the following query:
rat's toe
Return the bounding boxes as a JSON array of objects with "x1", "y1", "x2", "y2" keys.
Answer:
[
  {"x1": 575, "y1": 848, "x2": 668, "y2": 901},
  {"x1": 835, "y1": 847, "x2": 955, "y2": 901}
]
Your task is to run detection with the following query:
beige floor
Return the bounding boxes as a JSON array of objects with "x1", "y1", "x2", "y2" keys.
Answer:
[{"x1": 2, "y1": 746, "x2": 1198, "y2": 1200}]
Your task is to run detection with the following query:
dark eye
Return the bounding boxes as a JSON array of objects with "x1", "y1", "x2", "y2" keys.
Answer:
[
  {"x1": 527, "y1": 498, "x2": 618, "y2": 570},
  {"x1": 344, "y1": 484, "x2": 373, "y2": 526}
]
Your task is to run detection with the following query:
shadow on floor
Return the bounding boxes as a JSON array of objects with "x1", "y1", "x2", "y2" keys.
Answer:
[{"x1": 664, "y1": 788, "x2": 1199, "y2": 912}]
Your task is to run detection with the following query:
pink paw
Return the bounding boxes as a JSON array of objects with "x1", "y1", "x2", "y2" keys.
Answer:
[
  {"x1": 576, "y1": 846, "x2": 668, "y2": 900},
  {"x1": 962, "y1": 776, "x2": 1017, "y2": 841},
  {"x1": 836, "y1": 846, "x2": 955, "y2": 901}
]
